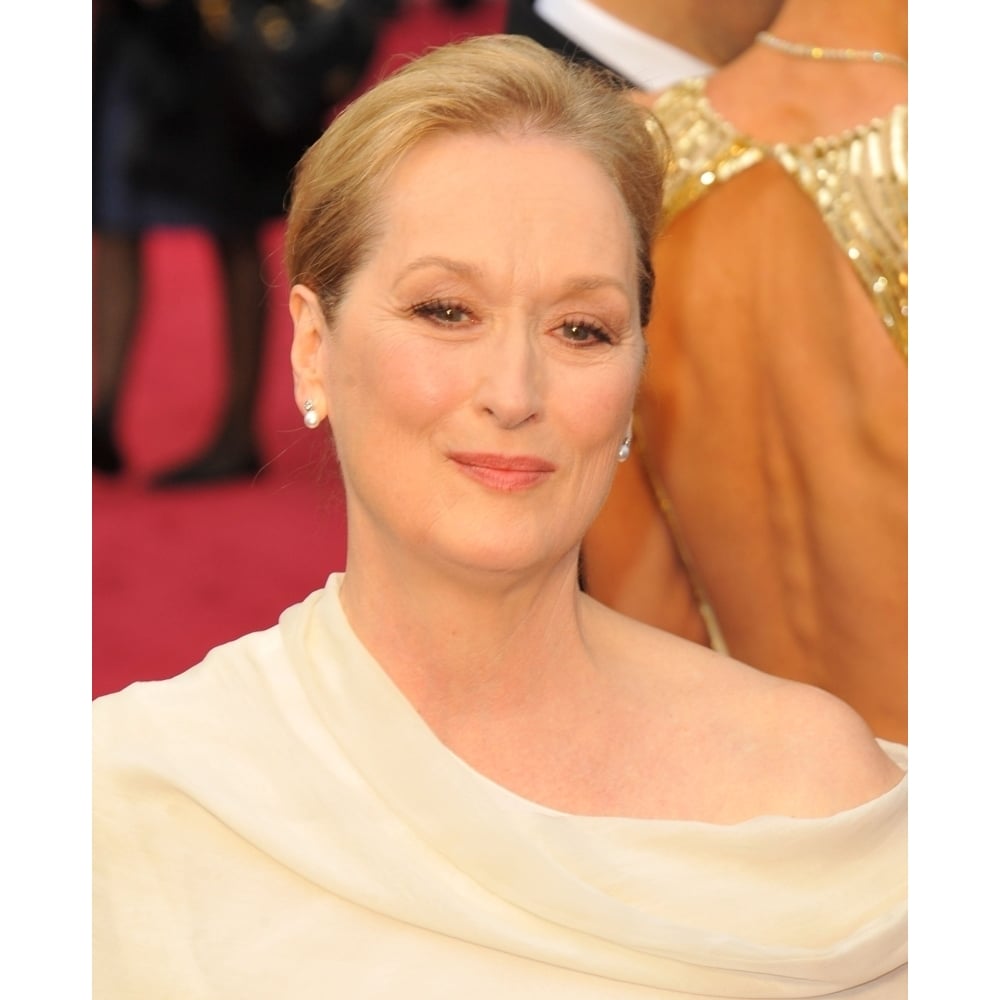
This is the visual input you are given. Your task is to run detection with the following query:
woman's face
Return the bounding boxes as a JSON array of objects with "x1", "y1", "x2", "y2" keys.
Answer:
[{"x1": 295, "y1": 131, "x2": 644, "y2": 579}]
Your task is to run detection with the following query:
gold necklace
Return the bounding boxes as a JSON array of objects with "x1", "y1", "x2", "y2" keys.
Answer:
[{"x1": 755, "y1": 30, "x2": 907, "y2": 69}]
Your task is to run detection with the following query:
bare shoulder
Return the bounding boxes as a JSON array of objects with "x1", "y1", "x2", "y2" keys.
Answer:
[
  {"x1": 744, "y1": 673, "x2": 905, "y2": 816},
  {"x1": 585, "y1": 600, "x2": 904, "y2": 821}
]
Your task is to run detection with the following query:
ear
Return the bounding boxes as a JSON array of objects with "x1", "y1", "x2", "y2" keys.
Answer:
[{"x1": 289, "y1": 284, "x2": 330, "y2": 421}]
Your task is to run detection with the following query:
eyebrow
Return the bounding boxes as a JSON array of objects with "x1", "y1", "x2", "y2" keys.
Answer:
[
  {"x1": 558, "y1": 274, "x2": 631, "y2": 299},
  {"x1": 401, "y1": 257, "x2": 630, "y2": 299},
  {"x1": 401, "y1": 256, "x2": 484, "y2": 279}
]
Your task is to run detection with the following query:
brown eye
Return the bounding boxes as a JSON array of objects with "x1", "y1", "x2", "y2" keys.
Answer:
[
  {"x1": 413, "y1": 300, "x2": 470, "y2": 324},
  {"x1": 561, "y1": 320, "x2": 611, "y2": 345}
]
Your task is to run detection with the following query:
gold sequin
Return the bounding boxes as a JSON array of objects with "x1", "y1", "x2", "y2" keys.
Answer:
[{"x1": 653, "y1": 79, "x2": 908, "y2": 361}]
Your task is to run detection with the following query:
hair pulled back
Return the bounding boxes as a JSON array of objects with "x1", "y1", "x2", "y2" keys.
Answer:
[{"x1": 284, "y1": 33, "x2": 669, "y2": 326}]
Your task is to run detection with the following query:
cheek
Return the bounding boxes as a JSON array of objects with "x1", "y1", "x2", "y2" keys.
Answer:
[
  {"x1": 559, "y1": 363, "x2": 641, "y2": 447},
  {"x1": 335, "y1": 335, "x2": 472, "y2": 434},
  {"x1": 395, "y1": 343, "x2": 471, "y2": 416}
]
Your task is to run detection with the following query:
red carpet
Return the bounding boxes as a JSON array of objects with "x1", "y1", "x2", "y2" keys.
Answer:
[{"x1": 93, "y1": 0, "x2": 508, "y2": 698}]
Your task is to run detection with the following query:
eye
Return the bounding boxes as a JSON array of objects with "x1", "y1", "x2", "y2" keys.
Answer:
[
  {"x1": 411, "y1": 299, "x2": 472, "y2": 325},
  {"x1": 559, "y1": 319, "x2": 613, "y2": 346}
]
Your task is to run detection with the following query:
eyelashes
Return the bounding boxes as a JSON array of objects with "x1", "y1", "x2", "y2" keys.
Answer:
[
  {"x1": 410, "y1": 298, "x2": 618, "y2": 347},
  {"x1": 410, "y1": 299, "x2": 471, "y2": 325}
]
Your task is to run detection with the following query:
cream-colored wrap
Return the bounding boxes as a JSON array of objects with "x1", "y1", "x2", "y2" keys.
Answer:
[{"x1": 93, "y1": 574, "x2": 907, "y2": 998}]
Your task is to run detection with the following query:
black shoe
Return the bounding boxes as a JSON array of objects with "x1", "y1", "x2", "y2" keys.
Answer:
[
  {"x1": 150, "y1": 448, "x2": 264, "y2": 489},
  {"x1": 93, "y1": 418, "x2": 124, "y2": 476}
]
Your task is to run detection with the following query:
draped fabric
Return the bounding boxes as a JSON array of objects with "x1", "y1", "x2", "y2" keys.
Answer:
[{"x1": 93, "y1": 574, "x2": 907, "y2": 998}]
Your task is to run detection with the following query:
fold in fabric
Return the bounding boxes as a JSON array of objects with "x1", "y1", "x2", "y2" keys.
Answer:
[{"x1": 94, "y1": 574, "x2": 906, "y2": 998}]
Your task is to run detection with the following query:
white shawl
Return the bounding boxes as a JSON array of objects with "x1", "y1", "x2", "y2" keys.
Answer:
[{"x1": 93, "y1": 574, "x2": 907, "y2": 998}]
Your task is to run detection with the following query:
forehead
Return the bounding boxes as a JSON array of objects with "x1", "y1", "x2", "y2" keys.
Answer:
[{"x1": 369, "y1": 131, "x2": 637, "y2": 280}]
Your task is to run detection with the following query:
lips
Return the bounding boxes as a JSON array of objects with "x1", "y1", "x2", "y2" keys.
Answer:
[{"x1": 448, "y1": 452, "x2": 555, "y2": 491}]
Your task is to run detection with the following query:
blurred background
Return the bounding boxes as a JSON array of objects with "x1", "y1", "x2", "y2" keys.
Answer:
[{"x1": 92, "y1": 0, "x2": 508, "y2": 697}]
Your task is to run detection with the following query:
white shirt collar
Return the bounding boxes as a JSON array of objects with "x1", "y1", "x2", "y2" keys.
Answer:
[{"x1": 534, "y1": 0, "x2": 713, "y2": 90}]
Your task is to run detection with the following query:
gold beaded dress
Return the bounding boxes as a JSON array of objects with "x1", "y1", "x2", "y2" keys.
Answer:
[{"x1": 656, "y1": 76, "x2": 907, "y2": 359}]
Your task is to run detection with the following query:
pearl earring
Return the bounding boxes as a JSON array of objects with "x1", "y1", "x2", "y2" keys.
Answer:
[
  {"x1": 303, "y1": 399, "x2": 320, "y2": 429},
  {"x1": 617, "y1": 435, "x2": 632, "y2": 463}
]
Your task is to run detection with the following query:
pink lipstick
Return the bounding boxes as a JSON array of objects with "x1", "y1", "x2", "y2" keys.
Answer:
[{"x1": 448, "y1": 452, "x2": 555, "y2": 492}]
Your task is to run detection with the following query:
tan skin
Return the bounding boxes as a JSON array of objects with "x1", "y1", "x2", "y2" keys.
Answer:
[
  {"x1": 585, "y1": 0, "x2": 784, "y2": 68},
  {"x1": 290, "y1": 130, "x2": 902, "y2": 824},
  {"x1": 585, "y1": 0, "x2": 908, "y2": 743}
]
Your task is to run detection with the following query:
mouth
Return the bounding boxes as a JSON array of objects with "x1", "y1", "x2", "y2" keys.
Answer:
[{"x1": 448, "y1": 451, "x2": 556, "y2": 492}]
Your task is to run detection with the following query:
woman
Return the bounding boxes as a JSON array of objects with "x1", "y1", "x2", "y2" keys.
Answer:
[
  {"x1": 582, "y1": 0, "x2": 908, "y2": 743},
  {"x1": 93, "y1": 34, "x2": 907, "y2": 998}
]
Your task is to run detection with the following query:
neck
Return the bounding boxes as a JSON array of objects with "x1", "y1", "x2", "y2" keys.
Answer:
[
  {"x1": 585, "y1": 0, "x2": 783, "y2": 66},
  {"x1": 338, "y1": 538, "x2": 593, "y2": 724},
  {"x1": 765, "y1": 0, "x2": 908, "y2": 62}
]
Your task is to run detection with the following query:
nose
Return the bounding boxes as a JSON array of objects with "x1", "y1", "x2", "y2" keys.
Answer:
[{"x1": 473, "y1": 326, "x2": 543, "y2": 429}]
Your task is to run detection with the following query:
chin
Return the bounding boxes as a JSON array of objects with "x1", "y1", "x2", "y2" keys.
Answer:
[
  {"x1": 434, "y1": 533, "x2": 568, "y2": 580},
  {"x1": 408, "y1": 500, "x2": 590, "y2": 580}
]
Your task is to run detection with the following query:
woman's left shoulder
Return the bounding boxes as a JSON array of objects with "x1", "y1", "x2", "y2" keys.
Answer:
[
  {"x1": 750, "y1": 676, "x2": 905, "y2": 813},
  {"x1": 592, "y1": 605, "x2": 905, "y2": 818},
  {"x1": 693, "y1": 659, "x2": 906, "y2": 819}
]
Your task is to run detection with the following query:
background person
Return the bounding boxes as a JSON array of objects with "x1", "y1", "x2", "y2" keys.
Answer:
[
  {"x1": 92, "y1": 0, "x2": 383, "y2": 486},
  {"x1": 581, "y1": 0, "x2": 908, "y2": 743},
  {"x1": 503, "y1": 0, "x2": 782, "y2": 89},
  {"x1": 94, "y1": 34, "x2": 907, "y2": 997}
]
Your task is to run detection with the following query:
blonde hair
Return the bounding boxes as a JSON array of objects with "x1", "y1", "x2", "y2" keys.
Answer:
[{"x1": 284, "y1": 33, "x2": 669, "y2": 326}]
